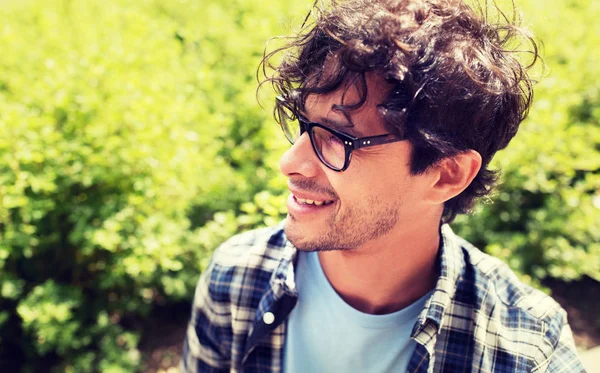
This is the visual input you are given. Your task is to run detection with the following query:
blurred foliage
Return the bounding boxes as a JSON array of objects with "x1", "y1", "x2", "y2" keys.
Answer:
[
  {"x1": 0, "y1": 0, "x2": 598, "y2": 371},
  {"x1": 0, "y1": 0, "x2": 302, "y2": 370}
]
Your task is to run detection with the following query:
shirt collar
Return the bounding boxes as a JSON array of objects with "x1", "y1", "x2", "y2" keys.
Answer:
[
  {"x1": 412, "y1": 224, "x2": 466, "y2": 335},
  {"x1": 272, "y1": 222, "x2": 465, "y2": 329},
  {"x1": 270, "y1": 226, "x2": 298, "y2": 296}
]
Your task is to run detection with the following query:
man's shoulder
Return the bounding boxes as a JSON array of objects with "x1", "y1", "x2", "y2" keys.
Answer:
[
  {"x1": 450, "y1": 234, "x2": 570, "y2": 368},
  {"x1": 210, "y1": 224, "x2": 289, "y2": 271},
  {"x1": 456, "y1": 235, "x2": 562, "y2": 320},
  {"x1": 202, "y1": 224, "x2": 291, "y2": 303}
]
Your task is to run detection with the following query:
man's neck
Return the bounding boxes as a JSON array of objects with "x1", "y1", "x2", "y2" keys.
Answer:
[{"x1": 317, "y1": 220, "x2": 440, "y2": 315}]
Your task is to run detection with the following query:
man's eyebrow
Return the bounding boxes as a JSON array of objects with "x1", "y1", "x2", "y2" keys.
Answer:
[
  {"x1": 319, "y1": 116, "x2": 355, "y2": 129},
  {"x1": 318, "y1": 116, "x2": 370, "y2": 137},
  {"x1": 302, "y1": 111, "x2": 366, "y2": 136},
  {"x1": 301, "y1": 111, "x2": 354, "y2": 129}
]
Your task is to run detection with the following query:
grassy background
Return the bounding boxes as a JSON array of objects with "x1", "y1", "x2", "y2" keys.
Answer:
[{"x1": 0, "y1": 0, "x2": 598, "y2": 371}]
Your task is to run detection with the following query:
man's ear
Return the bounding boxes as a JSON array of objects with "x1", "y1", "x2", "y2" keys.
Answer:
[{"x1": 425, "y1": 150, "x2": 482, "y2": 204}]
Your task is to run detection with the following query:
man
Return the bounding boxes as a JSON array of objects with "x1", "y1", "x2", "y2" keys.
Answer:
[{"x1": 182, "y1": 0, "x2": 585, "y2": 372}]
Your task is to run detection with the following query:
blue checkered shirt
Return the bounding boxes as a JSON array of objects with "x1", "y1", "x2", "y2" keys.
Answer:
[{"x1": 181, "y1": 223, "x2": 585, "y2": 372}]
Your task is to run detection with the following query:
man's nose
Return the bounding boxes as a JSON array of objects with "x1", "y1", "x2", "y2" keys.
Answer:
[{"x1": 279, "y1": 132, "x2": 320, "y2": 178}]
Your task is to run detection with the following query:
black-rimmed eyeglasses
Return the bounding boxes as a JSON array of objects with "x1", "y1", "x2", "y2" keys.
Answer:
[{"x1": 281, "y1": 115, "x2": 406, "y2": 171}]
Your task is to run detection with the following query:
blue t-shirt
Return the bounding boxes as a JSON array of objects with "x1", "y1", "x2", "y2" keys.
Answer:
[{"x1": 283, "y1": 251, "x2": 432, "y2": 373}]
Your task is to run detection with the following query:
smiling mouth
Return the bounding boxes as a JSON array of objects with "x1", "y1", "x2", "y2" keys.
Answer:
[{"x1": 293, "y1": 195, "x2": 335, "y2": 206}]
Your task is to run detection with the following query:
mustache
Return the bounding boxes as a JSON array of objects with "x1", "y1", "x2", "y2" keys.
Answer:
[{"x1": 288, "y1": 179, "x2": 338, "y2": 200}]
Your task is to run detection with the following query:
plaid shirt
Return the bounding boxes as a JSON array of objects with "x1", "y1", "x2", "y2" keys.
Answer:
[{"x1": 181, "y1": 223, "x2": 585, "y2": 373}]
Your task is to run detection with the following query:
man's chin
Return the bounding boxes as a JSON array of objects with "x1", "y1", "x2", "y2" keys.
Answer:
[
  {"x1": 283, "y1": 219, "x2": 319, "y2": 251},
  {"x1": 283, "y1": 219, "x2": 304, "y2": 246},
  {"x1": 283, "y1": 219, "x2": 352, "y2": 252}
]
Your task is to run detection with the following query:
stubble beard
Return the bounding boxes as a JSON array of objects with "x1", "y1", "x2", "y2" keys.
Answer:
[{"x1": 284, "y1": 195, "x2": 401, "y2": 252}]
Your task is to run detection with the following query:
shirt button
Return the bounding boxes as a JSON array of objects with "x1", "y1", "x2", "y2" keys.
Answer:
[{"x1": 263, "y1": 312, "x2": 275, "y2": 325}]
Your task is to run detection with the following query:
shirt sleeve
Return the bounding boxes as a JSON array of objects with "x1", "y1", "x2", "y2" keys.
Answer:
[
  {"x1": 180, "y1": 259, "x2": 231, "y2": 373},
  {"x1": 535, "y1": 310, "x2": 586, "y2": 373}
]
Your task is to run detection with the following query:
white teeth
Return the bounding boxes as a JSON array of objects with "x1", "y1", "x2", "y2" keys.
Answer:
[{"x1": 295, "y1": 196, "x2": 331, "y2": 206}]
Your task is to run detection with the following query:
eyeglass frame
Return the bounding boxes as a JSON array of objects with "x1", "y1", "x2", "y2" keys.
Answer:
[{"x1": 283, "y1": 115, "x2": 407, "y2": 171}]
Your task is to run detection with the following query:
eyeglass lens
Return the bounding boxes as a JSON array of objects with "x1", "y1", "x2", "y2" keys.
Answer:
[
  {"x1": 283, "y1": 118, "x2": 346, "y2": 170},
  {"x1": 311, "y1": 126, "x2": 345, "y2": 169}
]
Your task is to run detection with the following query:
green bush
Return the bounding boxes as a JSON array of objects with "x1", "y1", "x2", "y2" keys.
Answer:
[
  {"x1": 0, "y1": 0, "x2": 302, "y2": 370},
  {"x1": 0, "y1": 0, "x2": 598, "y2": 371}
]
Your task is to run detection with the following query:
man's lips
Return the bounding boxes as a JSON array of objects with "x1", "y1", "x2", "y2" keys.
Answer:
[
  {"x1": 292, "y1": 195, "x2": 335, "y2": 206},
  {"x1": 287, "y1": 183, "x2": 337, "y2": 207}
]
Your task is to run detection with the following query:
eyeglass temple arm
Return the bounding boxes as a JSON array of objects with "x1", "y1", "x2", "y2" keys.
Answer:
[{"x1": 351, "y1": 134, "x2": 402, "y2": 149}]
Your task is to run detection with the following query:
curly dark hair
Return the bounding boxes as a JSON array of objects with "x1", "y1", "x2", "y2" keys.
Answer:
[{"x1": 259, "y1": 0, "x2": 539, "y2": 223}]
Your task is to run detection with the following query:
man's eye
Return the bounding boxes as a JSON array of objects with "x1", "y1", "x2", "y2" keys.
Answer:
[{"x1": 327, "y1": 134, "x2": 343, "y2": 145}]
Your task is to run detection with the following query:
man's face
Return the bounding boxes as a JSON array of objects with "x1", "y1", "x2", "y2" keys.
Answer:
[{"x1": 280, "y1": 73, "x2": 438, "y2": 252}]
